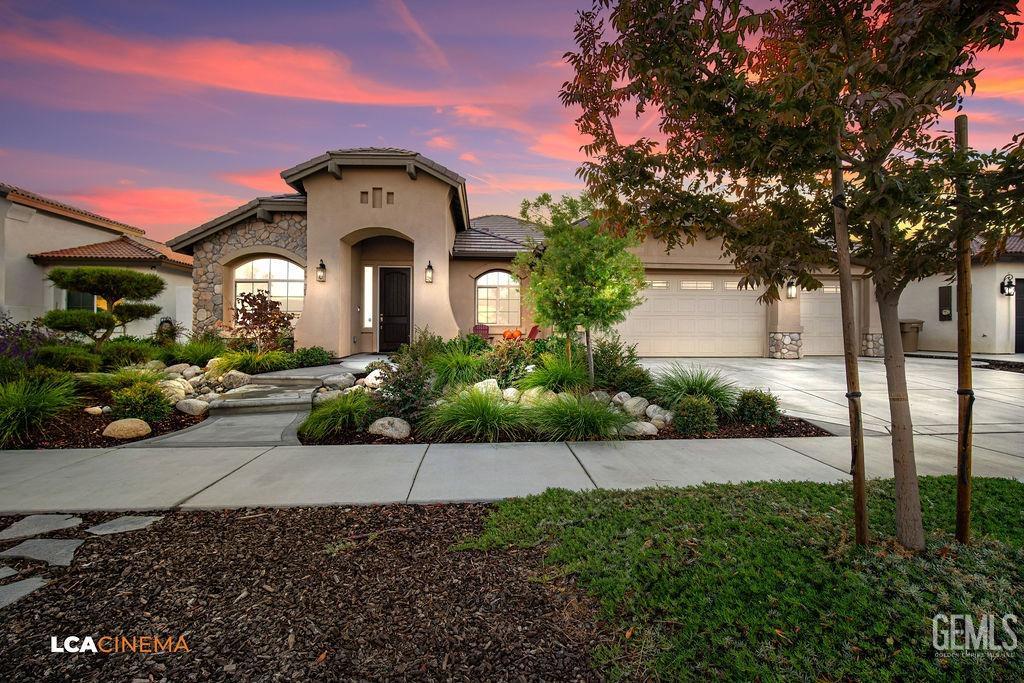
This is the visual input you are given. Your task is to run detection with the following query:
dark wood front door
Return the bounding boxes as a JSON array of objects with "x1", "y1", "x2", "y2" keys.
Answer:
[
  {"x1": 379, "y1": 267, "x2": 410, "y2": 352},
  {"x1": 1016, "y1": 278, "x2": 1024, "y2": 353}
]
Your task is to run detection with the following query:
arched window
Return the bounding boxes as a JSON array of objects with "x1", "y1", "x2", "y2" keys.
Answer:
[
  {"x1": 234, "y1": 257, "x2": 305, "y2": 314},
  {"x1": 475, "y1": 270, "x2": 520, "y2": 327}
]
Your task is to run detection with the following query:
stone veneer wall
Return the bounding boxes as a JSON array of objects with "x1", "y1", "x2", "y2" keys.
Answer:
[
  {"x1": 191, "y1": 212, "x2": 307, "y2": 330},
  {"x1": 768, "y1": 332, "x2": 802, "y2": 359},
  {"x1": 861, "y1": 332, "x2": 884, "y2": 358}
]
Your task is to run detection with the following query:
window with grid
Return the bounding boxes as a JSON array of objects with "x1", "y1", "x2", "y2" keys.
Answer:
[
  {"x1": 475, "y1": 271, "x2": 521, "y2": 327},
  {"x1": 233, "y1": 257, "x2": 305, "y2": 315}
]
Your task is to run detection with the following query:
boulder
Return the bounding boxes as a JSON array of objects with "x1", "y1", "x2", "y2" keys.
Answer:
[
  {"x1": 164, "y1": 372, "x2": 183, "y2": 380},
  {"x1": 164, "y1": 363, "x2": 191, "y2": 375},
  {"x1": 157, "y1": 381, "x2": 186, "y2": 403},
  {"x1": 623, "y1": 396, "x2": 650, "y2": 418},
  {"x1": 182, "y1": 365, "x2": 203, "y2": 380},
  {"x1": 363, "y1": 369, "x2": 384, "y2": 389},
  {"x1": 322, "y1": 373, "x2": 356, "y2": 390},
  {"x1": 101, "y1": 406, "x2": 112, "y2": 414},
  {"x1": 187, "y1": 376, "x2": 206, "y2": 389},
  {"x1": 356, "y1": 378, "x2": 366, "y2": 386},
  {"x1": 619, "y1": 421, "x2": 658, "y2": 437},
  {"x1": 84, "y1": 406, "x2": 103, "y2": 416},
  {"x1": 585, "y1": 390, "x2": 611, "y2": 405},
  {"x1": 368, "y1": 417, "x2": 411, "y2": 440},
  {"x1": 144, "y1": 360, "x2": 166, "y2": 371},
  {"x1": 220, "y1": 370, "x2": 251, "y2": 390},
  {"x1": 204, "y1": 357, "x2": 221, "y2": 370},
  {"x1": 645, "y1": 404, "x2": 665, "y2": 419},
  {"x1": 650, "y1": 417, "x2": 667, "y2": 430},
  {"x1": 473, "y1": 378, "x2": 501, "y2": 396},
  {"x1": 102, "y1": 418, "x2": 151, "y2": 439},
  {"x1": 313, "y1": 389, "x2": 342, "y2": 405},
  {"x1": 175, "y1": 399, "x2": 209, "y2": 416},
  {"x1": 502, "y1": 387, "x2": 521, "y2": 403},
  {"x1": 611, "y1": 391, "x2": 631, "y2": 405},
  {"x1": 519, "y1": 386, "x2": 556, "y2": 406}
]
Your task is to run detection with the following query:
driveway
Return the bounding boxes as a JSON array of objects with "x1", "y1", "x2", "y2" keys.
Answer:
[{"x1": 640, "y1": 356, "x2": 1024, "y2": 438}]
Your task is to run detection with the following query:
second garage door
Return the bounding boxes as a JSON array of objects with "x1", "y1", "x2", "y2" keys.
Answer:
[
  {"x1": 616, "y1": 274, "x2": 767, "y2": 356},
  {"x1": 799, "y1": 282, "x2": 846, "y2": 355}
]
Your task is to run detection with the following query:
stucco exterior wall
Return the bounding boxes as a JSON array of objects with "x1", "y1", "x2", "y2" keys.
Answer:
[{"x1": 449, "y1": 259, "x2": 536, "y2": 336}]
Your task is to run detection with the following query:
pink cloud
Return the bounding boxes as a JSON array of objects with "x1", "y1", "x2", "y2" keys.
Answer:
[
  {"x1": 459, "y1": 152, "x2": 481, "y2": 164},
  {"x1": 383, "y1": 0, "x2": 450, "y2": 71},
  {"x1": 64, "y1": 187, "x2": 247, "y2": 239},
  {"x1": 426, "y1": 135, "x2": 456, "y2": 149},
  {"x1": 219, "y1": 169, "x2": 292, "y2": 194}
]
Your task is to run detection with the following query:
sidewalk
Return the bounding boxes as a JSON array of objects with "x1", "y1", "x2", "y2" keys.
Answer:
[{"x1": 0, "y1": 436, "x2": 1020, "y2": 514}]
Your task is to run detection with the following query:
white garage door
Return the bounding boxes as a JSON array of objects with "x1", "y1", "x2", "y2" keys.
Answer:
[
  {"x1": 800, "y1": 282, "x2": 845, "y2": 355},
  {"x1": 616, "y1": 274, "x2": 767, "y2": 356}
]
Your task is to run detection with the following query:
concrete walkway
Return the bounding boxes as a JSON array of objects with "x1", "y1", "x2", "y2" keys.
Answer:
[{"x1": 0, "y1": 435, "x2": 1019, "y2": 514}]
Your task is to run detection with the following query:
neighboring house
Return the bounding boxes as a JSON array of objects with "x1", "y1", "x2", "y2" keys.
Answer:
[
  {"x1": 1, "y1": 183, "x2": 194, "y2": 337},
  {"x1": 167, "y1": 147, "x2": 883, "y2": 359},
  {"x1": 900, "y1": 237, "x2": 1022, "y2": 354}
]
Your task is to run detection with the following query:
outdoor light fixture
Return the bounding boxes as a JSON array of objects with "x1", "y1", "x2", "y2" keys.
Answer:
[
  {"x1": 315, "y1": 259, "x2": 327, "y2": 282},
  {"x1": 1001, "y1": 274, "x2": 1016, "y2": 297},
  {"x1": 786, "y1": 280, "x2": 797, "y2": 299},
  {"x1": 425, "y1": 261, "x2": 434, "y2": 283}
]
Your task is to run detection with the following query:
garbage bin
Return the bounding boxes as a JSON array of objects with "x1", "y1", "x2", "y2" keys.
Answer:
[{"x1": 899, "y1": 319, "x2": 924, "y2": 352}]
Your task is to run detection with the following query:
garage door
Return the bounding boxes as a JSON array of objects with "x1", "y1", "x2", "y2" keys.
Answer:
[
  {"x1": 800, "y1": 282, "x2": 845, "y2": 355},
  {"x1": 616, "y1": 274, "x2": 767, "y2": 356}
]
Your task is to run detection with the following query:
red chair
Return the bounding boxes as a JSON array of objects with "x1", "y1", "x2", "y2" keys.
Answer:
[
  {"x1": 472, "y1": 324, "x2": 490, "y2": 339},
  {"x1": 527, "y1": 325, "x2": 540, "y2": 340}
]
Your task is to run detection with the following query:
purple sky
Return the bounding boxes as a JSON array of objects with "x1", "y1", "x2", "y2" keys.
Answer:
[{"x1": 0, "y1": 1, "x2": 1020, "y2": 241}]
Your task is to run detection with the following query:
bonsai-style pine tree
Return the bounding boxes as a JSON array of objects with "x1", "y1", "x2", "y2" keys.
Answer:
[
  {"x1": 514, "y1": 193, "x2": 645, "y2": 383},
  {"x1": 44, "y1": 266, "x2": 164, "y2": 350}
]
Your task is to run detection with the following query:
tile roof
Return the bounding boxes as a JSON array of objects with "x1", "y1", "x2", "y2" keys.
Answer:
[
  {"x1": 453, "y1": 215, "x2": 544, "y2": 258},
  {"x1": 0, "y1": 182, "x2": 145, "y2": 235},
  {"x1": 30, "y1": 235, "x2": 193, "y2": 268}
]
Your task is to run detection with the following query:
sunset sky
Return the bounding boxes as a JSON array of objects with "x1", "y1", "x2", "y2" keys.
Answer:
[{"x1": 0, "y1": 1, "x2": 1021, "y2": 241}]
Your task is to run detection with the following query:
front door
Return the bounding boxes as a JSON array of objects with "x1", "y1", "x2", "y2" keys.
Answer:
[
  {"x1": 1016, "y1": 278, "x2": 1024, "y2": 353},
  {"x1": 379, "y1": 267, "x2": 410, "y2": 352}
]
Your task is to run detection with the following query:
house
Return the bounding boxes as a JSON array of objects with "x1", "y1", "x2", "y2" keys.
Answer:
[
  {"x1": 167, "y1": 148, "x2": 885, "y2": 359},
  {"x1": 899, "y1": 237, "x2": 1022, "y2": 354},
  {"x1": 1, "y1": 183, "x2": 194, "y2": 337}
]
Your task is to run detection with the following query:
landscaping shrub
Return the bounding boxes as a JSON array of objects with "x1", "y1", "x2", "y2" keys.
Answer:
[
  {"x1": 298, "y1": 390, "x2": 376, "y2": 440},
  {"x1": 77, "y1": 368, "x2": 164, "y2": 394},
  {"x1": 231, "y1": 291, "x2": 294, "y2": 352},
  {"x1": 484, "y1": 338, "x2": 534, "y2": 387},
  {"x1": 163, "y1": 333, "x2": 225, "y2": 367},
  {"x1": 100, "y1": 337, "x2": 156, "y2": 369},
  {"x1": 517, "y1": 352, "x2": 590, "y2": 393},
  {"x1": 0, "y1": 355, "x2": 27, "y2": 384},
  {"x1": 25, "y1": 365, "x2": 76, "y2": 386},
  {"x1": 35, "y1": 344, "x2": 102, "y2": 372},
  {"x1": 291, "y1": 346, "x2": 332, "y2": 368},
  {"x1": 672, "y1": 395, "x2": 718, "y2": 436},
  {"x1": 444, "y1": 333, "x2": 490, "y2": 355},
  {"x1": 0, "y1": 313, "x2": 50, "y2": 362},
  {"x1": 421, "y1": 388, "x2": 528, "y2": 442},
  {"x1": 0, "y1": 376, "x2": 77, "y2": 447},
  {"x1": 152, "y1": 317, "x2": 186, "y2": 346},
  {"x1": 111, "y1": 381, "x2": 172, "y2": 423},
  {"x1": 529, "y1": 333, "x2": 584, "y2": 360},
  {"x1": 429, "y1": 348, "x2": 487, "y2": 391},
  {"x1": 654, "y1": 364, "x2": 738, "y2": 417},
  {"x1": 372, "y1": 356, "x2": 438, "y2": 423},
  {"x1": 212, "y1": 349, "x2": 296, "y2": 375},
  {"x1": 526, "y1": 394, "x2": 629, "y2": 441},
  {"x1": 592, "y1": 332, "x2": 653, "y2": 396},
  {"x1": 394, "y1": 327, "x2": 446, "y2": 364},
  {"x1": 735, "y1": 389, "x2": 781, "y2": 427}
]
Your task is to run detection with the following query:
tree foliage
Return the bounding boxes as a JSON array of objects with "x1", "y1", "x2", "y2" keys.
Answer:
[{"x1": 231, "y1": 291, "x2": 294, "y2": 353}]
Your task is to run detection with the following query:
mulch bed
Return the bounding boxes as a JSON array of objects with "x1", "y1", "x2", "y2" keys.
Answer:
[
  {"x1": 0, "y1": 506, "x2": 605, "y2": 682},
  {"x1": 979, "y1": 360, "x2": 1024, "y2": 374},
  {"x1": 8, "y1": 410, "x2": 207, "y2": 450}
]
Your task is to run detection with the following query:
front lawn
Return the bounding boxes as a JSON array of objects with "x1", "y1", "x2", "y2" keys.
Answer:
[{"x1": 467, "y1": 476, "x2": 1024, "y2": 680}]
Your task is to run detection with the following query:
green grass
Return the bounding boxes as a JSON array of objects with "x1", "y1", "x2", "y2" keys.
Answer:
[
  {"x1": 421, "y1": 388, "x2": 528, "y2": 442},
  {"x1": 162, "y1": 336, "x2": 226, "y2": 367},
  {"x1": 76, "y1": 368, "x2": 165, "y2": 393},
  {"x1": 653, "y1": 363, "x2": 738, "y2": 416},
  {"x1": 428, "y1": 349, "x2": 487, "y2": 391},
  {"x1": 212, "y1": 349, "x2": 296, "y2": 375},
  {"x1": 466, "y1": 477, "x2": 1024, "y2": 680},
  {"x1": 516, "y1": 352, "x2": 591, "y2": 393},
  {"x1": 526, "y1": 394, "x2": 630, "y2": 441},
  {"x1": 298, "y1": 390, "x2": 375, "y2": 439},
  {"x1": 0, "y1": 376, "x2": 78, "y2": 447}
]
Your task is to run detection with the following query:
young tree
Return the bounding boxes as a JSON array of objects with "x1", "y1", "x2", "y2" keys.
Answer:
[
  {"x1": 44, "y1": 266, "x2": 164, "y2": 350},
  {"x1": 563, "y1": 0, "x2": 1019, "y2": 549},
  {"x1": 514, "y1": 193, "x2": 645, "y2": 383}
]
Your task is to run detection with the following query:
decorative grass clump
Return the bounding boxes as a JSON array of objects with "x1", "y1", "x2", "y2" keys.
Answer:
[
  {"x1": 421, "y1": 388, "x2": 528, "y2": 442},
  {"x1": 35, "y1": 344, "x2": 102, "y2": 373},
  {"x1": 0, "y1": 376, "x2": 77, "y2": 447},
  {"x1": 162, "y1": 335, "x2": 226, "y2": 368},
  {"x1": 428, "y1": 349, "x2": 487, "y2": 391},
  {"x1": 110, "y1": 382, "x2": 172, "y2": 423},
  {"x1": 654, "y1": 364, "x2": 738, "y2": 417},
  {"x1": 672, "y1": 395, "x2": 718, "y2": 436},
  {"x1": 526, "y1": 394, "x2": 630, "y2": 441},
  {"x1": 212, "y1": 350, "x2": 296, "y2": 375},
  {"x1": 76, "y1": 368, "x2": 165, "y2": 394},
  {"x1": 516, "y1": 352, "x2": 590, "y2": 393},
  {"x1": 735, "y1": 388, "x2": 781, "y2": 427},
  {"x1": 298, "y1": 390, "x2": 376, "y2": 440}
]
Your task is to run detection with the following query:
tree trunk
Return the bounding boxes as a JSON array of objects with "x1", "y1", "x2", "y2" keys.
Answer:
[
  {"x1": 876, "y1": 289, "x2": 926, "y2": 550},
  {"x1": 954, "y1": 114, "x2": 973, "y2": 544},
  {"x1": 585, "y1": 327, "x2": 595, "y2": 386}
]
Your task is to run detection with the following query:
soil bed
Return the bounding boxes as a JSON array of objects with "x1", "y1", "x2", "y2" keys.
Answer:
[
  {"x1": 7, "y1": 410, "x2": 207, "y2": 450},
  {"x1": 0, "y1": 505, "x2": 605, "y2": 682},
  {"x1": 980, "y1": 360, "x2": 1024, "y2": 374}
]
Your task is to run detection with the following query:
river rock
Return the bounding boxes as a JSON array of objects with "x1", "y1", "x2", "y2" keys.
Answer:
[{"x1": 102, "y1": 418, "x2": 151, "y2": 439}]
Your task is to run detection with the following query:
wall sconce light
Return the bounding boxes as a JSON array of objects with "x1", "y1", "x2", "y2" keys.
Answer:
[
  {"x1": 315, "y1": 259, "x2": 327, "y2": 282},
  {"x1": 425, "y1": 261, "x2": 434, "y2": 284},
  {"x1": 1001, "y1": 274, "x2": 1016, "y2": 297},
  {"x1": 785, "y1": 280, "x2": 797, "y2": 299}
]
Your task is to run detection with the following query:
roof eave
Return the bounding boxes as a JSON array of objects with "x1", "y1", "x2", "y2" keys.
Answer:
[{"x1": 167, "y1": 196, "x2": 307, "y2": 254}]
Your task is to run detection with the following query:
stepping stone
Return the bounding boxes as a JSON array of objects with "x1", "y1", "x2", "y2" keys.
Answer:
[
  {"x1": 0, "y1": 577, "x2": 48, "y2": 609},
  {"x1": 0, "y1": 514, "x2": 82, "y2": 540},
  {"x1": 86, "y1": 515, "x2": 163, "y2": 536},
  {"x1": 0, "y1": 565, "x2": 16, "y2": 580},
  {"x1": 0, "y1": 539, "x2": 84, "y2": 567}
]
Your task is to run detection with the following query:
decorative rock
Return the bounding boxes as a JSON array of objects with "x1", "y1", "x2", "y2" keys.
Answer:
[
  {"x1": 0, "y1": 538, "x2": 84, "y2": 567},
  {"x1": 84, "y1": 406, "x2": 103, "y2": 416},
  {"x1": 221, "y1": 370, "x2": 252, "y2": 390},
  {"x1": 519, "y1": 386, "x2": 555, "y2": 406},
  {"x1": 86, "y1": 515, "x2": 163, "y2": 536},
  {"x1": 623, "y1": 396, "x2": 650, "y2": 418},
  {"x1": 585, "y1": 390, "x2": 611, "y2": 405},
  {"x1": 102, "y1": 406, "x2": 112, "y2": 414},
  {"x1": 323, "y1": 373, "x2": 356, "y2": 390},
  {"x1": 473, "y1": 378, "x2": 501, "y2": 396},
  {"x1": 165, "y1": 372, "x2": 183, "y2": 380},
  {"x1": 368, "y1": 417, "x2": 411, "y2": 440},
  {"x1": 363, "y1": 369, "x2": 384, "y2": 389},
  {"x1": 313, "y1": 389, "x2": 342, "y2": 405},
  {"x1": 356, "y1": 378, "x2": 366, "y2": 386},
  {"x1": 619, "y1": 421, "x2": 659, "y2": 437},
  {"x1": 0, "y1": 514, "x2": 82, "y2": 540},
  {"x1": 188, "y1": 375, "x2": 206, "y2": 388},
  {"x1": 144, "y1": 360, "x2": 166, "y2": 371},
  {"x1": 205, "y1": 357, "x2": 222, "y2": 370},
  {"x1": 611, "y1": 391, "x2": 631, "y2": 405},
  {"x1": 0, "y1": 566, "x2": 15, "y2": 580},
  {"x1": 645, "y1": 404, "x2": 665, "y2": 419},
  {"x1": 175, "y1": 399, "x2": 209, "y2": 416},
  {"x1": 0, "y1": 577, "x2": 48, "y2": 609},
  {"x1": 102, "y1": 418, "x2": 151, "y2": 440},
  {"x1": 502, "y1": 387, "x2": 521, "y2": 403},
  {"x1": 651, "y1": 417, "x2": 667, "y2": 430},
  {"x1": 182, "y1": 365, "x2": 203, "y2": 379},
  {"x1": 524, "y1": 364, "x2": 537, "y2": 373},
  {"x1": 164, "y1": 363, "x2": 191, "y2": 375}
]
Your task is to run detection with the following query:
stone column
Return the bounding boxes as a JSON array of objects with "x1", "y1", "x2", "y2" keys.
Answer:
[
  {"x1": 766, "y1": 293, "x2": 803, "y2": 359},
  {"x1": 859, "y1": 278, "x2": 884, "y2": 357}
]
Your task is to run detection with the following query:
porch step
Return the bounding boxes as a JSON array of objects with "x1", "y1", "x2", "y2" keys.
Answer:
[
  {"x1": 208, "y1": 385, "x2": 316, "y2": 414},
  {"x1": 249, "y1": 375, "x2": 325, "y2": 389}
]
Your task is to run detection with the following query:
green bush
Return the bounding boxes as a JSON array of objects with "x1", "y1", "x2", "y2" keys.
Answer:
[
  {"x1": 292, "y1": 346, "x2": 332, "y2": 368},
  {"x1": 421, "y1": 388, "x2": 528, "y2": 442},
  {"x1": 484, "y1": 338, "x2": 534, "y2": 387},
  {"x1": 445, "y1": 334, "x2": 491, "y2": 355},
  {"x1": 101, "y1": 337, "x2": 156, "y2": 369},
  {"x1": 42, "y1": 308, "x2": 117, "y2": 340},
  {"x1": 212, "y1": 349, "x2": 296, "y2": 375},
  {"x1": 429, "y1": 349, "x2": 487, "y2": 391},
  {"x1": 25, "y1": 365, "x2": 77, "y2": 386},
  {"x1": 526, "y1": 394, "x2": 629, "y2": 441},
  {"x1": 673, "y1": 395, "x2": 718, "y2": 436},
  {"x1": 735, "y1": 389, "x2": 782, "y2": 427},
  {"x1": 163, "y1": 334, "x2": 226, "y2": 367},
  {"x1": 35, "y1": 344, "x2": 102, "y2": 372},
  {"x1": 394, "y1": 327, "x2": 446, "y2": 364},
  {"x1": 111, "y1": 382, "x2": 172, "y2": 423},
  {"x1": 298, "y1": 390, "x2": 376, "y2": 440},
  {"x1": 0, "y1": 356, "x2": 27, "y2": 384},
  {"x1": 372, "y1": 357, "x2": 438, "y2": 423},
  {"x1": 517, "y1": 352, "x2": 590, "y2": 393},
  {"x1": 654, "y1": 364, "x2": 738, "y2": 417},
  {"x1": 0, "y1": 376, "x2": 77, "y2": 447},
  {"x1": 77, "y1": 368, "x2": 164, "y2": 394},
  {"x1": 527, "y1": 333, "x2": 584, "y2": 359},
  {"x1": 592, "y1": 332, "x2": 653, "y2": 396}
]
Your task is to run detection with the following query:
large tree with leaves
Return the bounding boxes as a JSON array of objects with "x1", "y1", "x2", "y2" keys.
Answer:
[{"x1": 563, "y1": 0, "x2": 1019, "y2": 549}]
